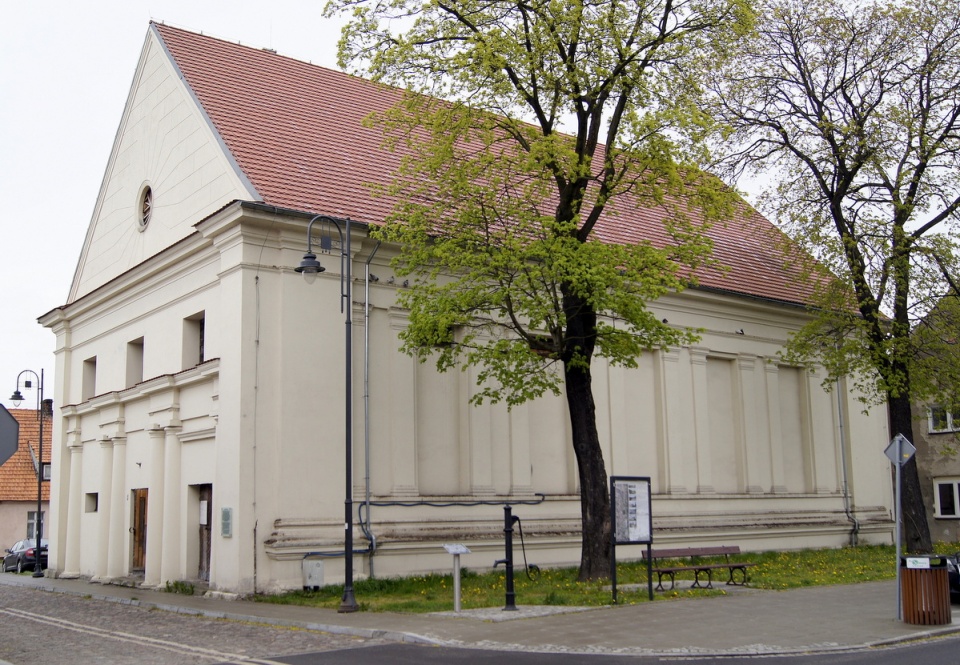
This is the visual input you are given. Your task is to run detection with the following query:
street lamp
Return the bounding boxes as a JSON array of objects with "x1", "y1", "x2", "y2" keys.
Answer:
[
  {"x1": 295, "y1": 214, "x2": 359, "y2": 613},
  {"x1": 10, "y1": 369, "x2": 52, "y2": 578}
]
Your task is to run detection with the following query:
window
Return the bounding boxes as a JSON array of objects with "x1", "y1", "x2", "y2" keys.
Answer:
[
  {"x1": 41, "y1": 463, "x2": 51, "y2": 481},
  {"x1": 82, "y1": 356, "x2": 97, "y2": 401},
  {"x1": 183, "y1": 312, "x2": 205, "y2": 369},
  {"x1": 126, "y1": 337, "x2": 144, "y2": 387},
  {"x1": 935, "y1": 478, "x2": 960, "y2": 517},
  {"x1": 85, "y1": 493, "x2": 99, "y2": 513},
  {"x1": 26, "y1": 511, "x2": 44, "y2": 540},
  {"x1": 929, "y1": 405, "x2": 960, "y2": 433},
  {"x1": 138, "y1": 185, "x2": 153, "y2": 231}
]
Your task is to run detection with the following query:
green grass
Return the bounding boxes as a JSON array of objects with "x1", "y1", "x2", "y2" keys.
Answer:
[{"x1": 253, "y1": 542, "x2": 958, "y2": 613}]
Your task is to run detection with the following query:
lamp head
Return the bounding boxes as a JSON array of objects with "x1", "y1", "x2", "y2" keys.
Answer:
[
  {"x1": 295, "y1": 252, "x2": 326, "y2": 285},
  {"x1": 10, "y1": 390, "x2": 23, "y2": 407}
]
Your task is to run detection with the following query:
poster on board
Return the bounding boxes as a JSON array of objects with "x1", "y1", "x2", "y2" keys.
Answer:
[{"x1": 611, "y1": 476, "x2": 652, "y2": 545}]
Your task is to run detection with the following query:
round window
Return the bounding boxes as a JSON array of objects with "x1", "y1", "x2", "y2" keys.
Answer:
[{"x1": 138, "y1": 185, "x2": 153, "y2": 231}]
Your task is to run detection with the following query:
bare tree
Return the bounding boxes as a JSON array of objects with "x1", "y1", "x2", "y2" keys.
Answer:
[{"x1": 707, "y1": 0, "x2": 960, "y2": 552}]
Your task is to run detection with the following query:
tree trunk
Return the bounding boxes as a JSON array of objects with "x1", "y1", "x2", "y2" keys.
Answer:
[
  {"x1": 564, "y1": 359, "x2": 611, "y2": 580},
  {"x1": 889, "y1": 392, "x2": 932, "y2": 553}
]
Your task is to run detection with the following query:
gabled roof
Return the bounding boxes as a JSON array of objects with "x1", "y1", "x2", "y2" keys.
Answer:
[
  {"x1": 0, "y1": 410, "x2": 49, "y2": 502},
  {"x1": 153, "y1": 22, "x2": 820, "y2": 307}
]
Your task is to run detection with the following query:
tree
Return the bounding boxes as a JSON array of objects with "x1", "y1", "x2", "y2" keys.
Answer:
[
  {"x1": 706, "y1": 0, "x2": 960, "y2": 552},
  {"x1": 327, "y1": 0, "x2": 749, "y2": 579}
]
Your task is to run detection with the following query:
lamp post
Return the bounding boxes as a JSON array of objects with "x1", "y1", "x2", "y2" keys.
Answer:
[
  {"x1": 10, "y1": 369, "x2": 52, "y2": 578},
  {"x1": 295, "y1": 214, "x2": 359, "y2": 613}
]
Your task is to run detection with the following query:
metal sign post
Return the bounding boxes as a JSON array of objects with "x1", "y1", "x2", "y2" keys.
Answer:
[
  {"x1": 443, "y1": 543, "x2": 471, "y2": 612},
  {"x1": 884, "y1": 433, "x2": 916, "y2": 622}
]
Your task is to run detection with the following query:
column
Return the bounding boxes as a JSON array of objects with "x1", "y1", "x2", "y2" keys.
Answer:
[
  {"x1": 689, "y1": 347, "x2": 714, "y2": 493},
  {"x1": 659, "y1": 348, "x2": 692, "y2": 494},
  {"x1": 92, "y1": 439, "x2": 114, "y2": 581},
  {"x1": 160, "y1": 426, "x2": 182, "y2": 584},
  {"x1": 143, "y1": 427, "x2": 165, "y2": 587},
  {"x1": 106, "y1": 437, "x2": 128, "y2": 579},
  {"x1": 764, "y1": 363, "x2": 787, "y2": 493},
  {"x1": 737, "y1": 355, "x2": 768, "y2": 494},
  {"x1": 807, "y1": 367, "x2": 838, "y2": 494},
  {"x1": 60, "y1": 442, "x2": 84, "y2": 578},
  {"x1": 387, "y1": 311, "x2": 418, "y2": 496},
  {"x1": 508, "y1": 405, "x2": 534, "y2": 495}
]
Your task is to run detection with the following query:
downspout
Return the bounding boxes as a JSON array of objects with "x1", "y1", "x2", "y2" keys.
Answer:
[
  {"x1": 361, "y1": 239, "x2": 382, "y2": 575},
  {"x1": 837, "y1": 376, "x2": 860, "y2": 546}
]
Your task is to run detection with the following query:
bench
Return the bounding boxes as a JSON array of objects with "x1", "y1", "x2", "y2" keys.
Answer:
[{"x1": 642, "y1": 546, "x2": 755, "y2": 591}]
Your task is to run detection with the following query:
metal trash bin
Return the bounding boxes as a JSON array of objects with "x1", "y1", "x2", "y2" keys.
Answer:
[{"x1": 901, "y1": 555, "x2": 952, "y2": 625}]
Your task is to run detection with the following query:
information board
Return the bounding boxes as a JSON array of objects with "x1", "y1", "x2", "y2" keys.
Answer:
[{"x1": 611, "y1": 476, "x2": 652, "y2": 545}]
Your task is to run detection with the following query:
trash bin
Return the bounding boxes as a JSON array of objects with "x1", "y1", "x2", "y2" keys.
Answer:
[{"x1": 901, "y1": 555, "x2": 952, "y2": 625}]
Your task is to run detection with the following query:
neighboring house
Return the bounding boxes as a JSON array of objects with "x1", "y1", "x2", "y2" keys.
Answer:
[
  {"x1": 38, "y1": 23, "x2": 894, "y2": 595},
  {"x1": 915, "y1": 404, "x2": 960, "y2": 543},
  {"x1": 913, "y1": 296, "x2": 960, "y2": 542},
  {"x1": 0, "y1": 409, "x2": 50, "y2": 551}
]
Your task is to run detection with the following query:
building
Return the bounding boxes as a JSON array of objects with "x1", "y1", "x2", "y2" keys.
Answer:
[
  {"x1": 0, "y1": 408, "x2": 50, "y2": 551},
  {"x1": 38, "y1": 22, "x2": 894, "y2": 594}
]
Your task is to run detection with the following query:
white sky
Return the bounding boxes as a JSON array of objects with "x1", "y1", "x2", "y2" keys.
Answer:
[{"x1": 0, "y1": 1, "x2": 345, "y2": 409}]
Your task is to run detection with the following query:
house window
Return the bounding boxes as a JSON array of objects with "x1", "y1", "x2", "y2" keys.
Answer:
[
  {"x1": 126, "y1": 337, "x2": 144, "y2": 387},
  {"x1": 85, "y1": 493, "x2": 99, "y2": 513},
  {"x1": 183, "y1": 312, "x2": 206, "y2": 369},
  {"x1": 935, "y1": 478, "x2": 960, "y2": 517},
  {"x1": 42, "y1": 463, "x2": 51, "y2": 481},
  {"x1": 929, "y1": 405, "x2": 960, "y2": 433},
  {"x1": 82, "y1": 356, "x2": 97, "y2": 400},
  {"x1": 26, "y1": 511, "x2": 44, "y2": 540}
]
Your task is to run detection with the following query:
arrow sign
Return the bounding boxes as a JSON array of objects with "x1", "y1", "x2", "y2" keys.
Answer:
[
  {"x1": 885, "y1": 434, "x2": 916, "y2": 466},
  {"x1": 0, "y1": 404, "x2": 19, "y2": 466}
]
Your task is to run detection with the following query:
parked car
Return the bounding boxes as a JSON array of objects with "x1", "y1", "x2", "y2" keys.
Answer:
[
  {"x1": 947, "y1": 553, "x2": 960, "y2": 604},
  {"x1": 2, "y1": 539, "x2": 48, "y2": 573}
]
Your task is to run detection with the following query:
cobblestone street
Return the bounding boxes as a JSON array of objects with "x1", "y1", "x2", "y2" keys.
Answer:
[{"x1": 0, "y1": 584, "x2": 391, "y2": 664}]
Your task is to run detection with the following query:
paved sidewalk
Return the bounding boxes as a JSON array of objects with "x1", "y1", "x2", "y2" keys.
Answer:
[{"x1": 2, "y1": 574, "x2": 959, "y2": 657}]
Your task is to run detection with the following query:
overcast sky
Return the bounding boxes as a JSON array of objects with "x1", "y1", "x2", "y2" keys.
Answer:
[{"x1": 0, "y1": 1, "x2": 346, "y2": 409}]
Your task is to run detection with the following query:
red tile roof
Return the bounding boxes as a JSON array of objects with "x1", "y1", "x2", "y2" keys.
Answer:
[
  {"x1": 154, "y1": 22, "x2": 822, "y2": 307},
  {"x1": 0, "y1": 409, "x2": 50, "y2": 502}
]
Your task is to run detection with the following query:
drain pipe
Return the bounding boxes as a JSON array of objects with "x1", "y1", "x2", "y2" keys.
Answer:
[
  {"x1": 837, "y1": 376, "x2": 860, "y2": 546},
  {"x1": 361, "y1": 239, "x2": 382, "y2": 575}
]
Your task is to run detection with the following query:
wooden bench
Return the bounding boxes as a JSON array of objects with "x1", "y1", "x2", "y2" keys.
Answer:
[{"x1": 642, "y1": 546, "x2": 755, "y2": 591}]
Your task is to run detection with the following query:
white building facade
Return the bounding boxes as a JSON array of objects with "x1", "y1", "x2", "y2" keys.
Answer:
[{"x1": 39, "y1": 23, "x2": 894, "y2": 594}]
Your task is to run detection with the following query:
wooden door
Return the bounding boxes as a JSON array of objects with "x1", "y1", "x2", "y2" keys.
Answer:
[
  {"x1": 131, "y1": 489, "x2": 148, "y2": 571},
  {"x1": 198, "y1": 484, "x2": 212, "y2": 582}
]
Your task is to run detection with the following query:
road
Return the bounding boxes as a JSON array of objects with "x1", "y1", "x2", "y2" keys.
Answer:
[
  {"x1": 3, "y1": 583, "x2": 960, "y2": 664},
  {"x1": 0, "y1": 584, "x2": 390, "y2": 664}
]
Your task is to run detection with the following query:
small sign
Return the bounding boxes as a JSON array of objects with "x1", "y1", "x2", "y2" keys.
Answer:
[
  {"x1": 443, "y1": 543, "x2": 471, "y2": 555},
  {"x1": 884, "y1": 434, "x2": 916, "y2": 466},
  {"x1": 906, "y1": 557, "x2": 930, "y2": 569}
]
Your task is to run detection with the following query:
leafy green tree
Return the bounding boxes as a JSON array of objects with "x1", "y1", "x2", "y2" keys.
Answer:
[
  {"x1": 328, "y1": 0, "x2": 749, "y2": 579},
  {"x1": 706, "y1": 0, "x2": 960, "y2": 552}
]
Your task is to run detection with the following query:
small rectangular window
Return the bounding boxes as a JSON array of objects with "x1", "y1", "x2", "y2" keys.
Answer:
[
  {"x1": 183, "y1": 312, "x2": 206, "y2": 370},
  {"x1": 934, "y1": 478, "x2": 960, "y2": 518},
  {"x1": 82, "y1": 356, "x2": 97, "y2": 401},
  {"x1": 26, "y1": 511, "x2": 44, "y2": 540},
  {"x1": 126, "y1": 337, "x2": 144, "y2": 387},
  {"x1": 85, "y1": 493, "x2": 99, "y2": 513}
]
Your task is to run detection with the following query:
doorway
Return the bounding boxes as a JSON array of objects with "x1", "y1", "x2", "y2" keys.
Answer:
[
  {"x1": 131, "y1": 488, "x2": 148, "y2": 571},
  {"x1": 197, "y1": 484, "x2": 212, "y2": 582}
]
